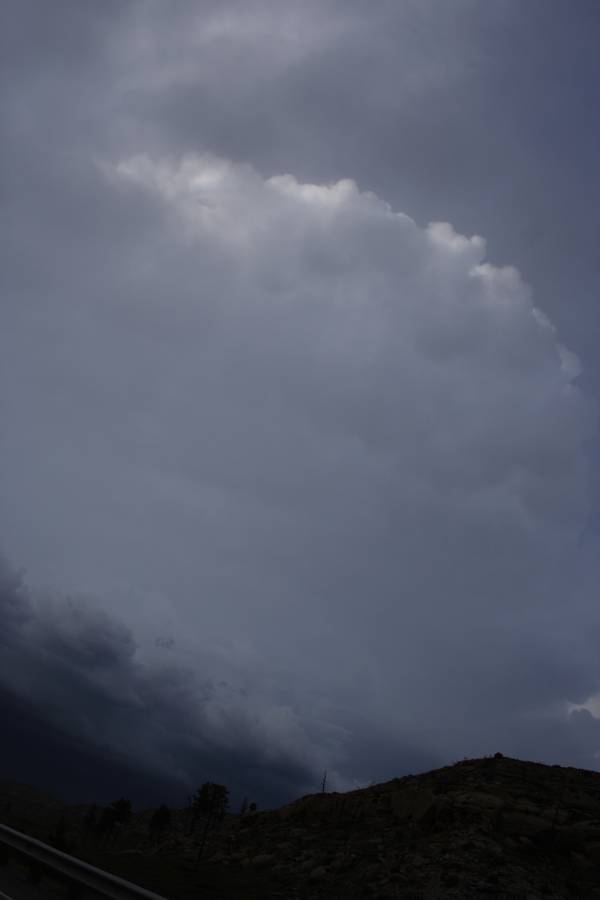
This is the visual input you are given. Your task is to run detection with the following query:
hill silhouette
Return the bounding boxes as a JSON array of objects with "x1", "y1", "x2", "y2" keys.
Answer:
[{"x1": 4, "y1": 755, "x2": 600, "y2": 897}]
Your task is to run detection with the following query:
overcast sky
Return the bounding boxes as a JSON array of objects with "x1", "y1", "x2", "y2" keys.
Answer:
[{"x1": 2, "y1": 0, "x2": 600, "y2": 810}]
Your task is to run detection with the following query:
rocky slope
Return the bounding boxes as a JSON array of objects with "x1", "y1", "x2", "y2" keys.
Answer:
[{"x1": 5, "y1": 755, "x2": 600, "y2": 897}]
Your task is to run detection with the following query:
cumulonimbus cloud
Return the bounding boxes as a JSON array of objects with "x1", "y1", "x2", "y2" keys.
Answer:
[{"x1": 2, "y1": 153, "x2": 599, "y2": 804}]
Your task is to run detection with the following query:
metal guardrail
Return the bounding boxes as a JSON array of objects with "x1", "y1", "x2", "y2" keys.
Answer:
[{"x1": 0, "y1": 823, "x2": 168, "y2": 900}]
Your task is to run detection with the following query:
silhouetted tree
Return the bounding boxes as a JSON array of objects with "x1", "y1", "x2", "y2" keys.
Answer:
[
  {"x1": 83, "y1": 805, "x2": 97, "y2": 830},
  {"x1": 191, "y1": 782, "x2": 229, "y2": 864},
  {"x1": 149, "y1": 804, "x2": 172, "y2": 839},
  {"x1": 110, "y1": 797, "x2": 132, "y2": 825},
  {"x1": 97, "y1": 807, "x2": 116, "y2": 843},
  {"x1": 239, "y1": 796, "x2": 248, "y2": 817},
  {"x1": 52, "y1": 815, "x2": 69, "y2": 852},
  {"x1": 185, "y1": 795, "x2": 194, "y2": 835},
  {"x1": 82, "y1": 804, "x2": 98, "y2": 846},
  {"x1": 97, "y1": 797, "x2": 132, "y2": 845},
  {"x1": 248, "y1": 801, "x2": 257, "y2": 813}
]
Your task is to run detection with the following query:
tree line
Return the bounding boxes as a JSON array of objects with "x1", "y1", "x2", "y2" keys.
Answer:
[{"x1": 77, "y1": 782, "x2": 258, "y2": 862}]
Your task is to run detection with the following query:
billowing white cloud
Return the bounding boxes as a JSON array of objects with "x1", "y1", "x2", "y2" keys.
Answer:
[{"x1": 1, "y1": 152, "x2": 599, "y2": 801}]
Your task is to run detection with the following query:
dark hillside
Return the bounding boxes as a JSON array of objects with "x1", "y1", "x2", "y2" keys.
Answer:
[{"x1": 4, "y1": 755, "x2": 600, "y2": 897}]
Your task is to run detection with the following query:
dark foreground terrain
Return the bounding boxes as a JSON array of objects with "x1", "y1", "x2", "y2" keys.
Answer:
[{"x1": 4, "y1": 755, "x2": 600, "y2": 897}]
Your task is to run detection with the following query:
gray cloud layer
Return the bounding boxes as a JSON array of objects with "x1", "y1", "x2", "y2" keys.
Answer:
[{"x1": 1, "y1": 0, "x2": 600, "y2": 806}]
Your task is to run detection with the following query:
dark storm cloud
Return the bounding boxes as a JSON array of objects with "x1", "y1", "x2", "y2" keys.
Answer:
[
  {"x1": 1, "y1": 0, "x2": 600, "y2": 808},
  {"x1": 0, "y1": 555, "x2": 328, "y2": 807}
]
